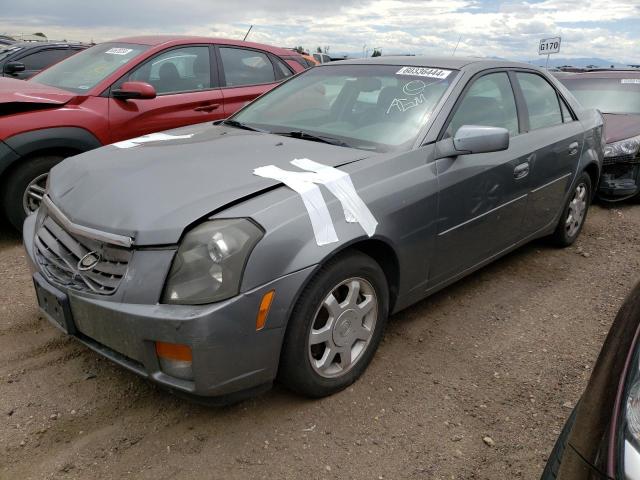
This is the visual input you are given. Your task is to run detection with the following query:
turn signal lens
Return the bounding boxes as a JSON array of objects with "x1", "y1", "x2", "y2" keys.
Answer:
[
  {"x1": 155, "y1": 341, "x2": 192, "y2": 361},
  {"x1": 256, "y1": 290, "x2": 275, "y2": 331}
]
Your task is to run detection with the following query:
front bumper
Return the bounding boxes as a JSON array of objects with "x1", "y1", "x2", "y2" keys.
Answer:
[
  {"x1": 23, "y1": 213, "x2": 314, "y2": 401},
  {"x1": 598, "y1": 154, "x2": 640, "y2": 200}
]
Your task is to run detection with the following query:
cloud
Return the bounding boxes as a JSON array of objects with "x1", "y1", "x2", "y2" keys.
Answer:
[{"x1": 1, "y1": 0, "x2": 638, "y2": 63}]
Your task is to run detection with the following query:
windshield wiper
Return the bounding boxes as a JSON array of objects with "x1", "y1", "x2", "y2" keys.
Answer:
[
  {"x1": 274, "y1": 130, "x2": 351, "y2": 147},
  {"x1": 221, "y1": 119, "x2": 268, "y2": 132}
]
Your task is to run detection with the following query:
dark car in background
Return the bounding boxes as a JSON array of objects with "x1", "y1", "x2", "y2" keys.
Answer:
[
  {"x1": 23, "y1": 57, "x2": 603, "y2": 404},
  {"x1": 0, "y1": 42, "x2": 88, "y2": 80},
  {"x1": 0, "y1": 35, "x2": 306, "y2": 230},
  {"x1": 542, "y1": 279, "x2": 640, "y2": 479},
  {"x1": 558, "y1": 71, "x2": 640, "y2": 202}
]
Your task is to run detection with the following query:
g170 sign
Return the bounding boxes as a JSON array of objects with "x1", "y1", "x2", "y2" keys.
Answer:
[{"x1": 539, "y1": 37, "x2": 561, "y2": 55}]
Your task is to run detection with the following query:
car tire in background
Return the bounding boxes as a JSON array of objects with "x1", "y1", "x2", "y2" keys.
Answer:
[
  {"x1": 550, "y1": 172, "x2": 592, "y2": 247},
  {"x1": 541, "y1": 406, "x2": 578, "y2": 480},
  {"x1": 278, "y1": 250, "x2": 389, "y2": 398},
  {"x1": 2, "y1": 155, "x2": 63, "y2": 230}
]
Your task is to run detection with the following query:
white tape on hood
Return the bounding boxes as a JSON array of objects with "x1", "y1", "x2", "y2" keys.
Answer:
[
  {"x1": 291, "y1": 158, "x2": 378, "y2": 237},
  {"x1": 252, "y1": 159, "x2": 378, "y2": 246},
  {"x1": 253, "y1": 165, "x2": 339, "y2": 246},
  {"x1": 112, "y1": 132, "x2": 194, "y2": 149}
]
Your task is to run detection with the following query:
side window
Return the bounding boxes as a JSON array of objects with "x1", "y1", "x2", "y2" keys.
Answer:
[
  {"x1": 219, "y1": 47, "x2": 275, "y2": 87},
  {"x1": 20, "y1": 49, "x2": 68, "y2": 70},
  {"x1": 448, "y1": 72, "x2": 519, "y2": 137},
  {"x1": 516, "y1": 73, "x2": 563, "y2": 130},
  {"x1": 273, "y1": 57, "x2": 293, "y2": 80},
  {"x1": 560, "y1": 97, "x2": 574, "y2": 123},
  {"x1": 127, "y1": 46, "x2": 211, "y2": 95}
]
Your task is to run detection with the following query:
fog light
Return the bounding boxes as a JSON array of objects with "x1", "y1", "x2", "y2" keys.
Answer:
[{"x1": 156, "y1": 341, "x2": 193, "y2": 380}]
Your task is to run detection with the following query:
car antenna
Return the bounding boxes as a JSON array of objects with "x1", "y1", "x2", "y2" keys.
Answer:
[
  {"x1": 243, "y1": 25, "x2": 253, "y2": 41},
  {"x1": 452, "y1": 35, "x2": 462, "y2": 56}
]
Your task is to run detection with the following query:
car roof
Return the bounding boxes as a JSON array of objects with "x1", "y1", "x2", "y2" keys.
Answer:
[
  {"x1": 327, "y1": 55, "x2": 539, "y2": 71},
  {"x1": 4, "y1": 41, "x2": 87, "y2": 49},
  {"x1": 110, "y1": 35, "x2": 299, "y2": 57}
]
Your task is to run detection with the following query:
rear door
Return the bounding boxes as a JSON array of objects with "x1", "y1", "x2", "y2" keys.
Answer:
[
  {"x1": 430, "y1": 71, "x2": 530, "y2": 285},
  {"x1": 107, "y1": 44, "x2": 225, "y2": 143},
  {"x1": 513, "y1": 71, "x2": 584, "y2": 235},
  {"x1": 216, "y1": 46, "x2": 290, "y2": 117}
]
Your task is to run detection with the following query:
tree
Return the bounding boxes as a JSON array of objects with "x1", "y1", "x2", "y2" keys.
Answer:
[
  {"x1": 293, "y1": 46, "x2": 305, "y2": 54},
  {"x1": 33, "y1": 32, "x2": 46, "y2": 38},
  {"x1": 372, "y1": 48, "x2": 382, "y2": 57},
  {"x1": 316, "y1": 46, "x2": 322, "y2": 53}
]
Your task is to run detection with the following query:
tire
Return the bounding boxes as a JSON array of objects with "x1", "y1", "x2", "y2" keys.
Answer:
[
  {"x1": 2, "y1": 155, "x2": 63, "y2": 231},
  {"x1": 541, "y1": 406, "x2": 578, "y2": 480},
  {"x1": 278, "y1": 250, "x2": 389, "y2": 398},
  {"x1": 550, "y1": 172, "x2": 592, "y2": 247}
]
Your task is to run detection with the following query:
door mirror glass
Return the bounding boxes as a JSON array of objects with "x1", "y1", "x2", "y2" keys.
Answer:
[
  {"x1": 437, "y1": 125, "x2": 510, "y2": 157},
  {"x1": 112, "y1": 81, "x2": 157, "y2": 100},
  {"x1": 4, "y1": 61, "x2": 25, "y2": 74}
]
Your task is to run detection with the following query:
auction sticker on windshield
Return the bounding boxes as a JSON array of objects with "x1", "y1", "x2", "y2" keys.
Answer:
[
  {"x1": 396, "y1": 67, "x2": 451, "y2": 79},
  {"x1": 622, "y1": 79, "x2": 640, "y2": 84},
  {"x1": 105, "y1": 48, "x2": 133, "y2": 55}
]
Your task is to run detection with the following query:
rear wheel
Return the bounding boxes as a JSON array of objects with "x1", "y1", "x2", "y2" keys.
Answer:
[
  {"x1": 550, "y1": 172, "x2": 592, "y2": 247},
  {"x1": 2, "y1": 155, "x2": 63, "y2": 231},
  {"x1": 278, "y1": 251, "x2": 389, "y2": 398}
]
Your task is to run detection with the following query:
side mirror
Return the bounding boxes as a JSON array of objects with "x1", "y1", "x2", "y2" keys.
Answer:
[
  {"x1": 436, "y1": 125, "x2": 510, "y2": 158},
  {"x1": 112, "y1": 81, "x2": 156, "y2": 100},
  {"x1": 4, "y1": 61, "x2": 26, "y2": 74}
]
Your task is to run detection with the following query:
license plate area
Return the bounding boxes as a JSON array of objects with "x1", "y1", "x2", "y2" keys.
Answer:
[{"x1": 33, "y1": 273, "x2": 75, "y2": 334}]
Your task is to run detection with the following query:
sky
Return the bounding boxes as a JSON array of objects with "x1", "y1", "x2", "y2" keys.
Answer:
[{"x1": 2, "y1": 0, "x2": 639, "y2": 63}]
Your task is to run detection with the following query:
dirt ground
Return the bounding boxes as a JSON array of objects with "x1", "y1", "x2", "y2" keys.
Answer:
[{"x1": 1, "y1": 204, "x2": 639, "y2": 480}]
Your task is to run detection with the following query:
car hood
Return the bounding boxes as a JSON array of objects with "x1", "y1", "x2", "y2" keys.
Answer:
[
  {"x1": 48, "y1": 123, "x2": 371, "y2": 246},
  {"x1": 0, "y1": 77, "x2": 75, "y2": 105},
  {"x1": 602, "y1": 113, "x2": 640, "y2": 144}
]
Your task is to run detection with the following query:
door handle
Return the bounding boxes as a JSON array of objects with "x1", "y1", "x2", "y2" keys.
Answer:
[
  {"x1": 514, "y1": 162, "x2": 530, "y2": 180},
  {"x1": 568, "y1": 142, "x2": 580, "y2": 156},
  {"x1": 194, "y1": 103, "x2": 221, "y2": 112}
]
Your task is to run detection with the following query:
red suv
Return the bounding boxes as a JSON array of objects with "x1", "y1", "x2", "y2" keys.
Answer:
[{"x1": 0, "y1": 36, "x2": 306, "y2": 229}]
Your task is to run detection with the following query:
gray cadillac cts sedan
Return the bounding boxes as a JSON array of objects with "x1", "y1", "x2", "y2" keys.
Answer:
[{"x1": 23, "y1": 57, "x2": 604, "y2": 403}]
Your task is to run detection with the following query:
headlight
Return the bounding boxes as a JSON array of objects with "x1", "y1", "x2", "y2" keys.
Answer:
[
  {"x1": 604, "y1": 135, "x2": 640, "y2": 158},
  {"x1": 162, "y1": 219, "x2": 263, "y2": 304}
]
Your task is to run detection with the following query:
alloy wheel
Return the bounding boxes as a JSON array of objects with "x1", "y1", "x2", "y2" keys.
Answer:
[
  {"x1": 22, "y1": 173, "x2": 48, "y2": 215},
  {"x1": 565, "y1": 182, "x2": 588, "y2": 238},
  {"x1": 308, "y1": 277, "x2": 378, "y2": 378}
]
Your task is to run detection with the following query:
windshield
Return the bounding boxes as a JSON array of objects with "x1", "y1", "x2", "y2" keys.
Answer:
[
  {"x1": 31, "y1": 42, "x2": 149, "y2": 93},
  {"x1": 0, "y1": 45, "x2": 21, "y2": 61},
  {"x1": 232, "y1": 64, "x2": 457, "y2": 152},
  {"x1": 560, "y1": 77, "x2": 640, "y2": 114}
]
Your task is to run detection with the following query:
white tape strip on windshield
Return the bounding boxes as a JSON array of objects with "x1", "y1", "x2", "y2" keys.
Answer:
[
  {"x1": 112, "y1": 132, "x2": 194, "y2": 149},
  {"x1": 396, "y1": 66, "x2": 451, "y2": 79},
  {"x1": 253, "y1": 165, "x2": 339, "y2": 246},
  {"x1": 291, "y1": 158, "x2": 378, "y2": 237}
]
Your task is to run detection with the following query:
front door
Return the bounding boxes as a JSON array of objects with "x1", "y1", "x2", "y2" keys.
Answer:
[
  {"x1": 107, "y1": 45, "x2": 225, "y2": 143},
  {"x1": 430, "y1": 71, "x2": 530, "y2": 285}
]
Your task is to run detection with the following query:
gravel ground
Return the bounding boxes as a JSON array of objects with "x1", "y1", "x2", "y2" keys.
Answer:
[{"x1": 1, "y1": 203, "x2": 639, "y2": 480}]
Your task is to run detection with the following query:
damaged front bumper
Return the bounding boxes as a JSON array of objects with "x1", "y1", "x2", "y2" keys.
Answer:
[
  {"x1": 598, "y1": 153, "x2": 640, "y2": 201},
  {"x1": 23, "y1": 213, "x2": 313, "y2": 404}
]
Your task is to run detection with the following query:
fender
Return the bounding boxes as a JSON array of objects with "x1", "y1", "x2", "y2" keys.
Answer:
[{"x1": 0, "y1": 127, "x2": 102, "y2": 178}]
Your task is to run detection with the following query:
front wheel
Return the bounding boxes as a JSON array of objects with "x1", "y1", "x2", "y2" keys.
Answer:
[
  {"x1": 2, "y1": 155, "x2": 64, "y2": 231},
  {"x1": 550, "y1": 172, "x2": 592, "y2": 247},
  {"x1": 278, "y1": 251, "x2": 389, "y2": 398}
]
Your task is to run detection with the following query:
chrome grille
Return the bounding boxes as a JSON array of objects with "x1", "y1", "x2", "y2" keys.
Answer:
[{"x1": 35, "y1": 215, "x2": 131, "y2": 295}]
